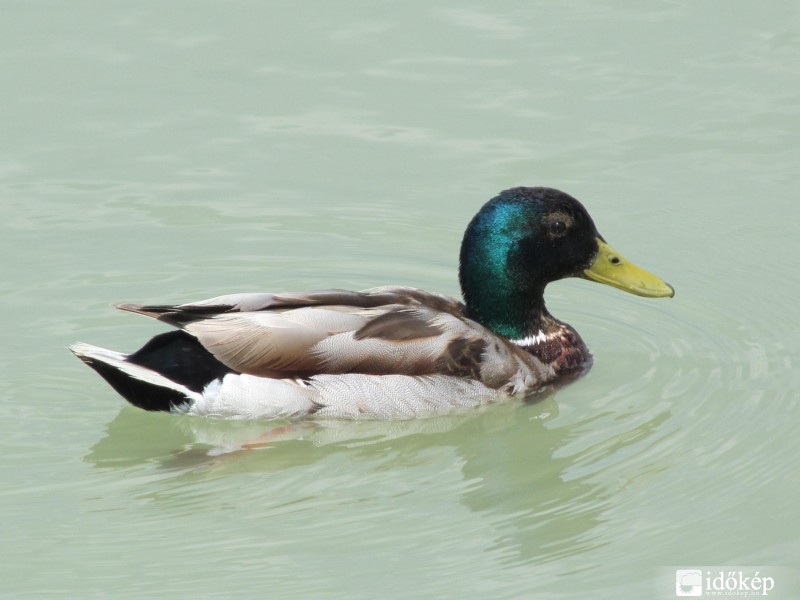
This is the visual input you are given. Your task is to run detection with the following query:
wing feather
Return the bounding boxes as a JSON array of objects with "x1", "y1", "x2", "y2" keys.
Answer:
[{"x1": 114, "y1": 286, "x2": 545, "y2": 390}]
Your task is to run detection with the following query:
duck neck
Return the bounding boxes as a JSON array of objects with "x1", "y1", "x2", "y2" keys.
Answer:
[
  {"x1": 462, "y1": 284, "x2": 591, "y2": 374},
  {"x1": 463, "y1": 284, "x2": 551, "y2": 342}
]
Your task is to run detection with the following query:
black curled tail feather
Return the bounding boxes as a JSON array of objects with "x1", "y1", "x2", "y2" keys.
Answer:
[{"x1": 126, "y1": 330, "x2": 234, "y2": 393}]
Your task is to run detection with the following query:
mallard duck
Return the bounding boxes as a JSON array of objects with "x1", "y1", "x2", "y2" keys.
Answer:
[{"x1": 71, "y1": 187, "x2": 673, "y2": 420}]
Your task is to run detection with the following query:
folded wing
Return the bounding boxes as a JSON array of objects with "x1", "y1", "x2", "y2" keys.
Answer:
[
  {"x1": 114, "y1": 287, "x2": 530, "y2": 388},
  {"x1": 116, "y1": 286, "x2": 540, "y2": 390}
]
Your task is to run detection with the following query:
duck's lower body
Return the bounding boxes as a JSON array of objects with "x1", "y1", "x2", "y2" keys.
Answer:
[{"x1": 70, "y1": 331, "x2": 509, "y2": 420}]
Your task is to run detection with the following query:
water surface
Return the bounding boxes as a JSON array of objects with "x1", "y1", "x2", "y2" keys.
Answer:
[{"x1": 2, "y1": 2, "x2": 798, "y2": 598}]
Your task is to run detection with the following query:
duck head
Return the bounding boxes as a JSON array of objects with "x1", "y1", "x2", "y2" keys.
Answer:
[{"x1": 458, "y1": 187, "x2": 673, "y2": 339}]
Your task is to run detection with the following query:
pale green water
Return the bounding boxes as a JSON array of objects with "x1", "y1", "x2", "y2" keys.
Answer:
[{"x1": 2, "y1": 2, "x2": 799, "y2": 598}]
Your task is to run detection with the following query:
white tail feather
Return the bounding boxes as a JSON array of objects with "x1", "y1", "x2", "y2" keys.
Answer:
[{"x1": 69, "y1": 342, "x2": 201, "y2": 403}]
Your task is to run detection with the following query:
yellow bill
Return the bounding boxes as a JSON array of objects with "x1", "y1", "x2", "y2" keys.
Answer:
[{"x1": 582, "y1": 238, "x2": 674, "y2": 298}]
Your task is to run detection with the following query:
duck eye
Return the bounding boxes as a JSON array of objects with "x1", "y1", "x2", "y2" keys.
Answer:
[{"x1": 550, "y1": 220, "x2": 567, "y2": 236}]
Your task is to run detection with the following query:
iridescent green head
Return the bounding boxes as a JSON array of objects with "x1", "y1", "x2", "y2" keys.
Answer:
[{"x1": 458, "y1": 187, "x2": 673, "y2": 339}]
